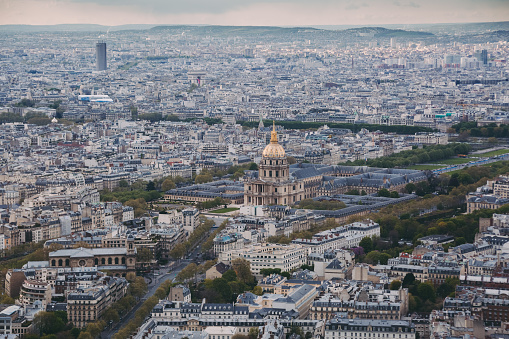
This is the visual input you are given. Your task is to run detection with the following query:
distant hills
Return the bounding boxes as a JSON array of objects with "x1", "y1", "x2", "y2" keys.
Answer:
[
  {"x1": 0, "y1": 22, "x2": 508, "y2": 42},
  {"x1": 0, "y1": 24, "x2": 156, "y2": 32}
]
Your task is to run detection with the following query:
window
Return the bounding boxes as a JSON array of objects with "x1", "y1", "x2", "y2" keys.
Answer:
[
  {"x1": 115, "y1": 257, "x2": 119, "y2": 265},
  {"x1": 101, "y1": 258, "x2": 106, "y2": 265},
  {"x1": 51, "y1": 260, "x2": 56, "y2": 266},
  {"x1": 58, "y1": 259, "x2": 63, "y2": 266}
]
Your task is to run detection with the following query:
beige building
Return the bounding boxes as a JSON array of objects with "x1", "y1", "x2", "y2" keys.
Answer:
[{"x1": 17, "y1": 280, "x2": 52, "y2": 308}]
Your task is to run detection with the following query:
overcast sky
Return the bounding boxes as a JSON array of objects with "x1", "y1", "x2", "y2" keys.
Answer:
[{"x1": 1, "y1": 0, "x2": 508, "y2": 26}]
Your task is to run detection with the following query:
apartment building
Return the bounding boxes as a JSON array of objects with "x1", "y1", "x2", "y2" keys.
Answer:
[
  {"x1": 67, "y1": 276, "x2": 128, "y2": 328},
  {"x1": 325, "y1": 317, "x2": 416, "y2": 339}
]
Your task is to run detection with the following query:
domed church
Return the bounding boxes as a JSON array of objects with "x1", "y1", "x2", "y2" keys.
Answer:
[
  {"x1": 244, "y1": 122, "x2": 428, "y2": 207},
  {"x1": 244, "y1": 122, "x2": 306, "y2": 206}
]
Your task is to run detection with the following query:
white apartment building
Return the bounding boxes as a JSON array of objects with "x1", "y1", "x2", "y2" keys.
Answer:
[
  {"x1": 325, "y1": 318, "x2": 416, "y2": 339},
  {"x1": 292, "y1": 219, "x2": 380, "y2": 254}
]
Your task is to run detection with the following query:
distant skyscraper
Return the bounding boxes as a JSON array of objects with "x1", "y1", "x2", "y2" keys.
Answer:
[
  {"x1": 96, "y1": 42, "x2": 107, "y2": 71},
  {"x1": 481, "y1": 49, "x2": 488, "y2": 65}
]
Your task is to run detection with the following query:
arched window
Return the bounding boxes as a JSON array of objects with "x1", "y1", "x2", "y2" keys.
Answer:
[
  {"x1": 129, "y1": 243, "x2": 133, "y2": 249},
  {"x1": 115, "y1": 257, "x2": 119, "y2": 265},
  {"x1": 101, "y1": 258, "x2": 106, "y2": 265},
  {"x1": 65, "y1": 259, "x2": 70, "y2": 266},
  {"x1": 58, "y1": 259, "x2": 63, "y2": 266},
  {"x1": 130, "y1": 259, "x2": 133, "y2": 264},
  {"x1": 51, "y1": 260, "x2": 56, "y2": 267},
  {"x1": 95, "y1": 258, "x2": 99, "y2": 266},
  {"x1": 108, "y1": 258, "x2": 112, "y2": 265},
  {"x1": 122, "y1": 257, "x2": 126, "y2": 265}
]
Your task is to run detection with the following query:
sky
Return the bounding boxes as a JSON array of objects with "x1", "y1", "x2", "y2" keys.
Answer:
[{"x1": 0, "y1": 0, "x2": 508, "y2": 26}]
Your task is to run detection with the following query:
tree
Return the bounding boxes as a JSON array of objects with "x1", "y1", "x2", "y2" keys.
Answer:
[
  {"x1": 252, "y1": 286, "x2": 263, "y2": 296},
  {"x1": 146, "y1": 181, "x2": 156, "y2": 191},
  {"x1": 161, "y1": 178, "x2": 176, "y2": 192},
  {"x1": 102, "y1": 307, "x2": 120, "y2": 323},
  {"x1": 248, "y1": 327, "x2": 260, "y2": 339},
  {"x1": 390, "y1": 280, "x2": 402, "y2": 290},
  {"x1": 119, "y1": 180, "x2": 129, "y2": 188},
  {"x1": 136, "y1": 247, "x2": 153, "y2": 262},
  {"x1": 129, "y1": 276, "x2": 148, "y2": 299},
  {"x1": 378, "y1": 188, "x2": 391, "y2": 197},
  {"x1": 402, "y1": 273, "x2": 416, "y2": 288},
  {"x1": 248, "y1": 163, "x2": 259, "y2": 170},
  {"x1": 405, "y1": 183, "x2": 416, "y2": 194},
  {"x1": 77, "y1": 333, "x2": 93, "y2": 339},
  {"x1": 170, "y1": 243, "x2": 187, "y2": 260},
  {"x1": 417, "y1": 282, "x2": 436, "y2": 302},
  {"x1": 33, "y1": 312, "x2": 66, "y2": 336},
  {"x1": 359, "y1": 236, "x2": 373, "y2": 253},
  {"x1": 222, "y1": 269, "x2": 237, "y2": 282},
  {"x1": 231, "y1": 258, "x2": 255, "y2": 285},
  {"x1": 212, "y1": 278, "x2": 233, "y2": 302},
  {"x1": 195, "y1": 173, "x2": 213, "y2": 184}
]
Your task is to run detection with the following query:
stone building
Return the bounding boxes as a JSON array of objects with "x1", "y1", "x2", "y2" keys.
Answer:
[
  {"x1": 48, "y1": 240, "x2": 136, "y2": 275},
  {"x1": 245, "y1": 122, "x2": 306, "y2": 206}
]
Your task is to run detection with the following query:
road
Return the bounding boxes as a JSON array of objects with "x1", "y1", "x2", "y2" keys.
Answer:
[{"x1": 100, "y1": 260, "x2": 191, "y2": 339}]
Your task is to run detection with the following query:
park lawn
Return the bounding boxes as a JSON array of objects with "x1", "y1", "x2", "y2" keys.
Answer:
[
  {"x1": 408, "y1": 164, "x2": 446, "y2": 170},
  {"x1": 478, "y1": 149, "x2": 509, "y2": 157},
  {"x1": 432, "y1": 157, "x2": 471, "y2": 165},
  {"x1": 209, "y1": 207, "x2": 240, "y2": 214}
]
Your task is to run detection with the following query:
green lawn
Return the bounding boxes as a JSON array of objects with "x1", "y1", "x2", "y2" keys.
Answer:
[
  {"x1": 408, "y1": 164, "x2": 446, "y2": 170},
  {"x1": 478, "y1": 149, "x2": 509, "y2": 157},
  {"x1": 209, "y1": 207, "x2": 240, "y2": 214},
  {"x1": 431, "y1": 158, "x2": 471, "y2": 165}
]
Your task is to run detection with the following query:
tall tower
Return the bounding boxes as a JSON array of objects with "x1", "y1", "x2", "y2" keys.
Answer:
[{"x1": 96, "y1": 42, "x2": 107, "y2": 71}]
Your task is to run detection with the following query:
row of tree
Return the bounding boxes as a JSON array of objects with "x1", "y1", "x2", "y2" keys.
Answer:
[
  {"x1": 169, "y1": 218, "x2": 217, "y2": 260},
  {"x1": 240, "y1": 120, "x2": 435, "y2": 135},
  {"x1": 452, "y1": 121, "x2": 509, "y2": 139},
  {"x1": 113, "y1": 279, "x2": 172, "y2": 339}
]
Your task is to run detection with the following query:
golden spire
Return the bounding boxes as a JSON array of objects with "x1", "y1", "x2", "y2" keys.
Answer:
[{"x1": 270, "y1": 120, "x2": 278, "y2": 143}]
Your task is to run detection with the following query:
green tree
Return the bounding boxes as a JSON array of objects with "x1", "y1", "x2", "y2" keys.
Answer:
[
  {"x1": 161, "y1": 178, "x2": 176, "y2": 192},
  {"x1": 136, "y1": 247, "x2": 153, "y2": 262},
  {"x1": 212, "y1": 278, "x2": 233, "y2": 302},
  {"x1": 222, "y1": 269, "x2": 237, "y2": 282},
  {"x1": 402, "y1": 273, "x2": 416, "y2": 288},
  {"x1": 195, "y1": 173, "x2": 213, "y2": 184},
  {"x1": 249, "y1": 163, "x2": 259, "y2": 170},
  {"x1": 129, "y1": 276, "x2": 148, "y2": 299},
  {"x1": 252, "y1": 286, "x2": 263, "y2": 296},
  {"x1": 390, "y1": 280, "x2": 402, "y2": 290},
  {"x1": 405, "y1": 183, "x2": 416, "y2": 194},
  {"x1": 378, "y1": 188, "x2": 391, "y2": 197},
  {"x1": 359, "y1": 236, "x2": 373, "y2": 253},
  {"x1": 170, "y1": 243, "x2": 187, "y2": 260},
  {"x1": 248, "y1": 327, "x2": 260, "y2": 339},
  {"x1": 231, "y1": 258, "x2": 255, "y2": 285},
  {"x1": 33, "y1": 312, "x2": 66, "y2": 336},
  {"x1": 417, "y1": 282, "x2": 436, "y2": 302}
]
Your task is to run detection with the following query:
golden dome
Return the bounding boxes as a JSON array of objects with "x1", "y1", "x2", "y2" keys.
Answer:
[{"x1": 262, "y1": 121, "x2": 286, "y2": 158}]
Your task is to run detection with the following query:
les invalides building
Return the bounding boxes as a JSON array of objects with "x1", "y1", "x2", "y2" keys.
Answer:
[{"x1": 244, "y1": 122, "x2": 306, "y2": 206}]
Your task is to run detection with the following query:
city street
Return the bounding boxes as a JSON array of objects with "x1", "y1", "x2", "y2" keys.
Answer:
[{"x1": 100, "y1": 260, "x2": 190, "y2": 338}]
